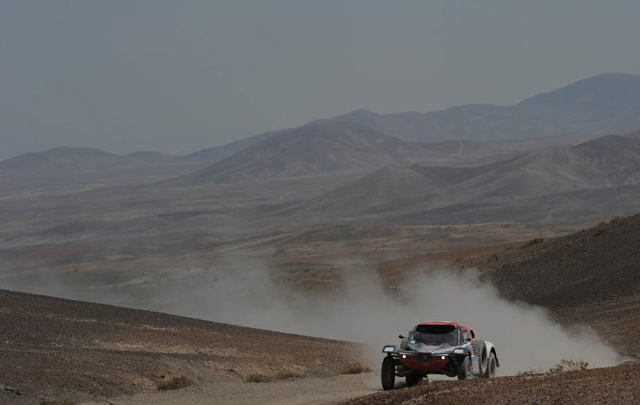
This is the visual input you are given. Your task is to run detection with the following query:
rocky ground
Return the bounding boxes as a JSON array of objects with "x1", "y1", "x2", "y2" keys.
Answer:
[
  {"x1": 336, "y1": 362, "x2": 640, "y2": 405},
  {"x1": 0, "y1": 289, "x2": 368, "y2": 405}
]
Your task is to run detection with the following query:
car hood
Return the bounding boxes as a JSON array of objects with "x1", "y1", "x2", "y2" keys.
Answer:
[{"x1": 407, "y1": 342, "x2": 459, "y2": 355}]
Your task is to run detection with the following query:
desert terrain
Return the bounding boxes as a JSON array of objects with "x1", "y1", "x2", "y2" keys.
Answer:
[
  {"x1": 3, "y1": 74, "x2": 640, "y2": 404},
  {"x1": 4, "y1": 213, "x2": 640, "y2": 405}
]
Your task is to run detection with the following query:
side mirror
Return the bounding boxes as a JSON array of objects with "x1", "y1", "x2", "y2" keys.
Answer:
[{"x1": 399, "y1": 335, "x2": 406, "y2": 339}]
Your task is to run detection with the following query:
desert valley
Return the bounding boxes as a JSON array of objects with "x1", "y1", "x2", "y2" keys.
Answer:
[{"x1": 3, "y1": 73, "x2": 640, "y2": 405}]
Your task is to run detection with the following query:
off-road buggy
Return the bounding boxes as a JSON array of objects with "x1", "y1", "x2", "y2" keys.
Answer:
[{"x1": 381, "y1": 321, "x2": 499, "y2": 390}]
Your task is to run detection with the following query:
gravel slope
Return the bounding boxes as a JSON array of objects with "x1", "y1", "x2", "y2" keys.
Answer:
[
  {"x1": 336, "y1": 363, "x2": 640, "y2": 405},
  {"x1": 0, "y1": 289, "x2": 366, "y2": 405}
]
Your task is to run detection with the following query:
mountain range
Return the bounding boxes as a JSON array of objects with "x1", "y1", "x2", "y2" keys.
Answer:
[
  {"x1": 312, "y1": 73, "x2": 640, "y2": 143},
  {"x1": 0, "y1": 147, "x2": 209, "y2": 192},
  {"x1": 4, "y1": 72, "x2": 640, "y2": 227}
]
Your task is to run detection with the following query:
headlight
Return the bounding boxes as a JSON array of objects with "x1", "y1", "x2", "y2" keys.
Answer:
[
  {"x1": 441, "y1": 355, "x2": 446, "y2": 360},
  {"x1": 402, "y1": 355, "x2": 407, "y2": 359}
]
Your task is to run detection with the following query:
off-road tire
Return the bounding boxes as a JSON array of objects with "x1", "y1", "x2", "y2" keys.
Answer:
[
  {"x1": 406, "y1": 373, "x2": 421, "y2": 387},
  {"x1": 485, "y1": 353, "x2": 497, "y2": 378},
  {"x1": 381, "y1": 356, "x2": 396, "y2": 390},
  {"x1": 472, "y1": 340, "x2": 487, "y2": 377},
  {"x1": 457, "y1": 356, "x2": 470, "y2": 380}
]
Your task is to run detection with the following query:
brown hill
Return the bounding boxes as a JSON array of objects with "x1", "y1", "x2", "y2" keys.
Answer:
[
  {"x1": 489, "y1": 213, "x2": 640, "y2": 311},
  {"x1": 168, "y1": 122, "x2": 435, "y2": 185}
]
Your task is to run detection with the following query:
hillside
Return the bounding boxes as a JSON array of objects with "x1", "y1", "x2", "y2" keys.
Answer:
[
  {"x1": 186, "y1": 130, "x2": 277, "y2": 162},
  {"x1": 0, "y1": 288, "x2": 364, "y2": 404},
  {"x1": 447, "y1": 134, "x2": 640, "y2": 203},
  {"x1": 299, "y1": 164, "x2": 501, "y2": 219},
  {"x1": 519, "y1": 72, "x2": 640, "y2": 110},
  {"x1": 290, "y1": 134, "x2": 640, "y2": 225},
  {"x1": 314, "y1": 73, "x2": 640, "y2": 143},
  {"x1": 490, "y1": 213, "x2": 640, "y2": 310},
  {"x1": 168, "y1": 122, "x2": 435, "y2": 185},
  {"x1": 301, "y1": 166, "x2": 444, "y2": 216}
]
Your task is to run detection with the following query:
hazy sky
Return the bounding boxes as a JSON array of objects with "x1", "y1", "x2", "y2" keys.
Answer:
[{"x1": 2, "y1": 0, "x2": 640, "y2": 160}]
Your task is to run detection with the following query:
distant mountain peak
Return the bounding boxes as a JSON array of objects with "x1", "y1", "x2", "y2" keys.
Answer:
[
  {"x1": 518, "y1": 73, "x2": 640, "y2": 109},
  {"x1": 166, "y1": 121, "x2": 436, "y2": 185},
  {"x1": 345, "y1": 109, "x2": 381, "y2": 118}
]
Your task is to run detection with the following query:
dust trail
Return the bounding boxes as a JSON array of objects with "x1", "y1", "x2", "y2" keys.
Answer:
[{"x1": 139, "y1": 255, "x2": 624, "y2": 375}]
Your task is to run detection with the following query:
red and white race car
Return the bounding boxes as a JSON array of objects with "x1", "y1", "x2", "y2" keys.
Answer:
[{"x1": 381, "y1": 321, "x2": 499, "y2": 390}]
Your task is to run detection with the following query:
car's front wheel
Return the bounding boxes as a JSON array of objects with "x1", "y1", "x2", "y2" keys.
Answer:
[
  {"x1": 381, "y1": 356, "x2": 396, "y2": 390},
  {"x1": 457, "y1": 356, "x2": 470, "y2": 380}
]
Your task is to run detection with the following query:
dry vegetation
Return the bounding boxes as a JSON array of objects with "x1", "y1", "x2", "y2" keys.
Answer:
[
  {"x1": 548, "y1": 359, "x2": 590, "y2": 373},
  {"x1": 339, "y1": 364, "x2": 372, "y2": 375},
  {"x1": 244, "y1": 369, "x2": 307, "y2": 383},
  {"x1": 157, "y1": 375, "x2": 193, "y2": 391},
  {"x1": 41, "y1": 400, "x2": 75, "y2": 405}
]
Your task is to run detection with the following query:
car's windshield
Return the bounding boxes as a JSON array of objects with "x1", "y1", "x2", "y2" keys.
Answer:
[{"x1": 411, "y1": 325, "x2": 459, "y2": 346}]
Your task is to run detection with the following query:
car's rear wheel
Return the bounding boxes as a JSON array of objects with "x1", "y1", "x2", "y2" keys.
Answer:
[
  {"x1": 406, "y1": 373, "x2": 422, "y2": 387},
  {"x1": 381, "y1": 356, "x2": 396, "y2": 390},
  {"x1": 457, "y1": 356, "x2": 470, "y2": 380},
  {"x1": 484, "y1": 353, "x2": 497, "y2": 378}
]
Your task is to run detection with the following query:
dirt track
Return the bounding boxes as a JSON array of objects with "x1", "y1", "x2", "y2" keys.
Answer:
[{"x1": 81, "y1": 373, "x2": 375, "y2": 405}]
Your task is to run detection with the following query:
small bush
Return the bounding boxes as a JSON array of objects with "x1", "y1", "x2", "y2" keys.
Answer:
[
  {"x1": 274, "y1": 370, "x2": 306, "y2": 380},
  {"x1": 41, "y1": 400, "x2": 75, "y2": 405},
  {"x1": 592, "y1": 227, "x2": 611, "y2": 238},
  {"x1": 340, "y1": 364, "x2": 372, "y2": 375},
  {"x1": 548, "y1": 359, "x2": 589, "y2": 373},
  {"x1": 522, "y1": 238, "x2": 545, "y2": 249},
  {"x1": 611, "y1": 215, "x2": 628, "y2": 226},
  {"x1": 157, "y1": 375, "x2": 193, "y2": 391},
  {"x1": 517, "y1": 369, "x2": 543, "y2": 376},
  {"x1": 244, "y1": 373, "x2": 269, "y2": 383}
]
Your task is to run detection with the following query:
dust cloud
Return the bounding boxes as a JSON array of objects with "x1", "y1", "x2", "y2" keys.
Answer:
[{"x1": 138, "y1": 255, "x2": 624, "y2": 375}]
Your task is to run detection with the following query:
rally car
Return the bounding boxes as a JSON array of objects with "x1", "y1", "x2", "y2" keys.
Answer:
[{"x1": 381, "y1": 321, "x2": 499, "y2": 390}]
